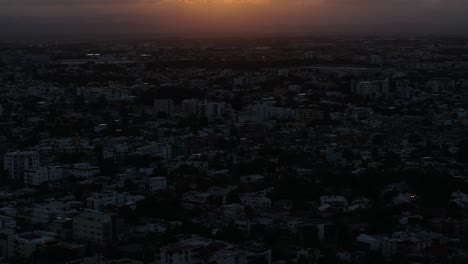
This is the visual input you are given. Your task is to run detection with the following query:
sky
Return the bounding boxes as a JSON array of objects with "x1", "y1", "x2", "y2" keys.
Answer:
[{"x1": 1, "y1": 0, "x2": 468, "y2": 39}]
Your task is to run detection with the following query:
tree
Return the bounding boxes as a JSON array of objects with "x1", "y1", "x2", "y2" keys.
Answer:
[
  {"x1": 408, "y1": 134, "x2": 422, "y2": 144},
  {"x1": 101, "y1": 160, "x2": 118, "y2": 176},
  {"x1": 457, "y1": 140, "x2": 468, "y2": 162}
]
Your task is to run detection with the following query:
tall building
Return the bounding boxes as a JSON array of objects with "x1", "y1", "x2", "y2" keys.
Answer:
[
  {"x1": 73, "y1": 210, "x2": 118, "y2": 245},
  {"x1": 3, "y1": 151, "x2": 40, "y2": 180},
  {"x1": 154, "y1": 99, "x2": 174, "y2": 117}
]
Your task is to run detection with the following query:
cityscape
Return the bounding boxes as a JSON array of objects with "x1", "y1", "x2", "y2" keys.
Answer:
[{"x1": 1, "y1": 1, "x2": 468, "y2": 264}]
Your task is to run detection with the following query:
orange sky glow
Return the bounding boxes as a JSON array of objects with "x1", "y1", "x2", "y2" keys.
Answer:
[{"x1": 1, "y1": 0, "x2": 467, "y2": 37}]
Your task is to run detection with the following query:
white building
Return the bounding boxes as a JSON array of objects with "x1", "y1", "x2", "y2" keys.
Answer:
[
  {"x1": 3, "y1": 151, "x2": 40, "y2": 180},
  {"x1": 86, "y1": 191, "x2": 127, "y2": 210},
  {"x1": 426, "y1": 79, "x2": 455, "y2": 94},
  {"x1": 134, "y1": 143, "x2": 172, "y2": 160},
  {"x1": 156, "y1": 237, "x2": 271, "y2": 264},
  {"x1": 238, "y1": 103, "x2": 296, "y2": 123},
  {"x1": 240, "y1": 175, "x2": 265, "y2": 184},
  {"x1": 31, "y1": 201, "x2": 76, "y2": 224},
  {"x1": 369, "y1": 55, "x2": 383, "y2": 65},
  {"x1": 319, "y1": 196, "x2": 348, "y2": 207},
  {"x1": 149, "y1": 177, "x2": 168, "y2": 194},
  {"x1": 73, "y1": 209, "x2": 118, "y2": 245},
  {"x1": 24, "y1": 166, "x2": 64, "y2": 186},
  {"x1": 239, "y1": 194, "x2": 271, "y2": 209},
  {"x1": 381, "y1": 232, "x2": 432, "y2": 257},
  {"x1": 181, "y1": 99, "x2": 226, "y2": 119},
  {"x1": 76, "y1": 87, "x2": 131, "y2": 101},
  {"x1": 182, "y1": 99, "x2": 207, "y2": 116},
  {"x1": 157, "y1": 237, "x2": 224, "y2": 264},
  {"x1": 355, "y1": 81, "x2": 380, "y2": 96},
  {"x1": 210, "y1": 248, "x2": 271, "y2": 264},
  {"x1": 64, "y1": 163, "x2": 100, "y2": 178}
]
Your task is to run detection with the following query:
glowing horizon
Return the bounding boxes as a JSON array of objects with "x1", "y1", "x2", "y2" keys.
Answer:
[{"x1": 1, "y1": 0, "x2": 468, "y2": 38}]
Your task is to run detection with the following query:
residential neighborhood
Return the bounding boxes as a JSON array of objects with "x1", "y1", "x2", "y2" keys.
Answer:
[{"x1": 1, "y1": 37, "x2": 468, "y2": 264}]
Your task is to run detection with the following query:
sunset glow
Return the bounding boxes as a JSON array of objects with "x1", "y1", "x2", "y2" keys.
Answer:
[{"x1": 1, "y1": 0, "x2": 467, "y2": 37}]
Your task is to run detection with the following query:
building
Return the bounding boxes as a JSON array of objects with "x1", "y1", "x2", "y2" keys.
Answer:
[
  {"x1": 86, "y1": 191, "x2": 127, "y2": 210},
  {"x1": 217, "y1": 204, "x2": 245, "y2": 222},
  {"x1": 205, "y1": 102, "x2": 226, "y2": 119},
  {"x1": 3, "y1": 151, "x2": 40, "y2": 180},
  {"x1": 24, "y1": 166, "x2": 64, "y2": 186},
  {"x1": 73, "y1": 210, "x2": 118, "y2": 245},
  {"x1": 7, "y1": 232, "x2": 56, "y2": 258},
  {"x1": 0, "y1": 215, "x2": 16, "y2": 230},
  {"x1": 369, "y1": 55, "x2": 383, "y2": 65},
  {"x1": 240, "y1": 175, "x2": 265, "y2": 184},
  {"x1": 31, "y1": 201, "x2": 76, "y2": 224},
  {"x1": 156, "y1": 237, "x2": 271, "y2": 264},
  {"x1": 133, "y1": 143, "x2": 172, "y2": 160},
  {"x1": 48, "y1": 218, "x2": 73, "y2": 240},
  {"x1": 103, "y1": 144, "x2": 130, "y2": 162},
  {"x1": 239, "y1": 194, "x2": 271, "y2": 209},
  {"x1": 297, "y1": 108, "x2": 324, "y2": 124},
  {"x1": 319, "y1": 196, "x2": 348, "y2": 208},
  {"x1": 154, "y1": 99, "x2": 174, "y2": 117},
  {"x1": 352, "y1": 79, "x2": 390, "y2": 97},
  {"x1": 64, "y1": 163, "x2": 100, "y2": 178},
  {"x1": 76, "y1": 87, "x2": 131, "y2": 101},
  {"x1": 381, "y1": 232, "x2": 432, "y2": 257},
  {"x1": 181, "y1": 99, "x2": 226, "y2": 119},
  {"x1": 182, "y1": 99, "x2": 207, "y2": 117},
  {"x1": 355, "y1": 81, "x2": 380, "y2": 96},
  {"x1": 426, "y1": 78, "x2": 456, "y2": 94},
  {"x1": 211, "y1": 248, "x2": 272, "y2": 264},
  {"x1": 350, "y1": 107, "x2": 374, "y2": 121},
  {"x1": 149, "y1": 177, "x2": 168, "y2": 194},
  {"x1": 156, "y1": 237, "x2": 225, "y2": 264}
]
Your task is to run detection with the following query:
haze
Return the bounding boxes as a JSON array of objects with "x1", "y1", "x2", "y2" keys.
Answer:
[{"x1": 1, "y1": 0, "x2": 468, "y2": 39}]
